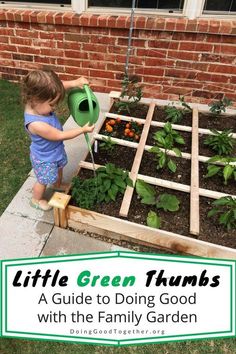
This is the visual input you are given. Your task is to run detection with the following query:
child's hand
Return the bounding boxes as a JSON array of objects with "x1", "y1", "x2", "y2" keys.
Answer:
[
  {"x1": 82, "y1": 123, "x2": 95, "y2": 133},
  {"x1": 74, "y1": 77, "x2": 89, "y2": 88}
]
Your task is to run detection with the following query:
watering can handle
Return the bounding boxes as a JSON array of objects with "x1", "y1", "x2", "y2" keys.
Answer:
[{"x1": 83, "y1": 84, "x2": 93, "y2": 126}]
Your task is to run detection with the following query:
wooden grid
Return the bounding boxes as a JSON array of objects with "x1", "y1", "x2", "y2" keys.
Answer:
[{"x1": 49, "y1": 93, "x2": 236, "y2": 259}]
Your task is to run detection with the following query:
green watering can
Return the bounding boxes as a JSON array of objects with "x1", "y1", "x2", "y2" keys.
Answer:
[{"x1": 68, "y1": 85, "x2": 100, "y2": 151}]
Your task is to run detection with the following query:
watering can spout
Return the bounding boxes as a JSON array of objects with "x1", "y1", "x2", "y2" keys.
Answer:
[{"x1": 68, "y1": 84, "x2": 100, "y2": 152}]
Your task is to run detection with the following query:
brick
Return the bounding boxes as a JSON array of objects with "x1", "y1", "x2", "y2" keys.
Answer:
[
  {"x1": 168, "y1": 50, "x2": 199, "y2": 61},
  {"x1": 106, "y1": 63, "x2": 124, "y2": 72},
  {"x1": 64, "y1": 50, "x2": 84, "y2": 59},
  {"x1": 230, "y1": 76, "x2": 236, "y2": 84},
  {"x1": 166, "y1": 68, "x2": 196, "y2": 80},
  {"x1": 65, "y1": 33, "x2": 89, "y2": 42},
  {"x1": 155, "y1": 18, "x2": 165, "y2": 31},
  {"x1": 107, "y1": 79, "x2": 121, "y2": 89},
  {"x1": 18, "y1": 46, "x2": 40, "y2": 55},
  {"x1": 13, "y1": 53, "x2": 33, "y2": 61},
  {"x1": 186, "y1": 20, "x2": 198, "y2": 32},
  {"x1": 45, "y1": 12, "x2": 55, "y2": 24},
  {"x1": 57, "y1": 58, "x2": 81, "y2": 67},
  {"x1": 135, "y1": 67, "x2": 164, "y2": 76},
  {"x1": 221, "y1": 44, "x2": 236, "y2": 55},
  {"x1": 145, "y1": 57, "x2": 174, "y2": 67},
  {"x1": 134, "y1": 16, "x2": 147, "y2": 29},
  {"x1": 146, "y1": 18, "x2": 156, "y2": 30},
  {"x1": 148, "y1": 40, "x2": 173, "y2": 49},
  {"x1": 175, "y1": 18, "x2": 187, "y2": 31},
  {"x1": 83, "y1": 43, "x2": 107, "y2": 53},
  {"x1": 162, "y1": 85, "x2": 191, "y2": 95},
  {"x1": 109, "y1": 28, "x2": 129, "y2": 37},
  {"x1": 179, "y1": 42, "x2": 196, "y2": 51},
  {"x1": 0, "y1": 43, "x2": 17, "y2": 52},
  {"x1": 192, "y1": 90, "x2": 222, "y2": 99},
  {"x1": 209, "y1": 20, "x2": 220, "y2": 34},
  {"x1": 97, "y1": 15, "x2": 108, "y2": 28},
  {"x1": 137, "y1": 48, "x2": 167, "y2": 58},
  {"x1": 58, "y1": 41, "x2": 81, "y2": 51},
  {"x1": 82, "y1": 60, "x2": 106, "y2": 70},
  {"x1": 209, "y1": 63, "x2": 236, "y2": 75},
  {"x1": 0, "y1": 28, "x2": 14, "y2": 36},
  {"x1": 10, "y1": 37, "x2": 32, "y2": 46},
  {"x1": 91, "y1": 35, "x2": 116, "y2": 45},
  {"x1": 89, "y1": 69, "x2": 114, "y2": 79},
  {"x1": 54, "y1": 13, "x2": 63, "y2": 25},
  {"x1": 197, "y1": 20, "x2": 209, "y2": 33},
  {"x1": 62, "y1": 12, "x2": 73, "y2": 26},
  {"x1": 0, "y1": 11, "x2": 6, "y2": 21},
  {"x1": 165, "y1": 18, "x2": 176, "y2": 31},
  {"x1": 0, "y1": 52, "x2": 12, "y2": 59},
  {"x1": 35, "y1": 56, "x2": 56, "y2": 64},
  {"x1": 116, "y1": 16, "x2": 128, "y2": 29},
  {"x1": 40, "y1": 48, "x2": 64, "y2": 57},
  {"x1": 196, "y1": 72, "x2": 212, "y2": 82},
  {"x1": 195, "y1": 43, "x2": 213, "y2": 52},
  {"x1": 107, "y1": 16, "x2": 118, "y2": 28}
]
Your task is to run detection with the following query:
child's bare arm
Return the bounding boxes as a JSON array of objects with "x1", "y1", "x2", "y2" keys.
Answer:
[
  {"x1": 62, "y1": 77, "x2": 89, "y2": 90},
  {"x1": 28, "y1": 121, "x2": 94, "y2": 141}
]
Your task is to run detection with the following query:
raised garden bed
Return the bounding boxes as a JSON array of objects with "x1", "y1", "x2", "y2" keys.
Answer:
[{"x1": 49, "y1": 92, "x2": 236, "y2": 260}]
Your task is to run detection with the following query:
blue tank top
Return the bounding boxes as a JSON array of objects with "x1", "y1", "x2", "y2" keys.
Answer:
[{"x1": 24, "y1": 112, "x2": 65, "y2": 162}]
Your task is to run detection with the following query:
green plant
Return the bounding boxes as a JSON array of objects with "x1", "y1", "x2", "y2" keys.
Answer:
[
  {"x1": 135, "y1": 179, "x2": 180, "y2": 229},
  {"x1": 115, "y1": 74, "x2": 143, "y2": 114},
  {"x1": 147, "y1": 210, "x2": 161, "y2": 229},
  {"x1": 99, "y1": 136, "x2": 117, "y2": 152},
  {"x1": 164, "y1": 97, "x2": 191, "y2": 124},
  {"x1": 149, "y1": 122, "x2": 183, "y2": 173},
  {"x1": 164, "y1": 105, "x2": 184, "y2": 124},
  {"x1": 209, "y1": 97, "x2": 232, "y2": 114},
  {"x1": 205, "y1": 156, "x2": 236, "y2": 185},
  {"x1": 71, "y1": 176, "x2": 98, "y2": 209},
  {"x1": 208, "y1": 196, "x2": 236, "y2": 230},
  {"x1": 179, "y1": 95, "x2": 192, "y2": 112},
  {"x1": 71, "y1": 163, "x2": 133, "y2": 209},
  {"x1": 96, "y1": 163, "x2": 133, "y2": 202},
  {"x1": 153, "y1": 121, "x2": 185, "y2": 146},
  {"x1": 204, "y1": 129, "x2": 235, "y2": 156}
]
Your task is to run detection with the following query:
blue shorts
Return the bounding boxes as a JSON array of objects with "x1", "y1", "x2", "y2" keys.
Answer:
[{"x1": 30, "y1": 152, "x2": 68, "y2": 185}]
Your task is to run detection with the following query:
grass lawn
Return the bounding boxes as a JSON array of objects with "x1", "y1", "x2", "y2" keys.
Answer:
[{"x1": 0, "y1": 79, "x2": 235, "y2": 353}]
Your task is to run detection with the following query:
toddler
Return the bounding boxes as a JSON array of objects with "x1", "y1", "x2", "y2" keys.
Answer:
[{"x1": 22, "y1": 69, "x2": 94, "y2": 211}]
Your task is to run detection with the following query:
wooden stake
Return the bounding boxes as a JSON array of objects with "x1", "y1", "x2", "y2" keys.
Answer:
[
  {"x1": 48, "y1": 192, "x2": 71, "y2": 228},
  {"x1": 190, "y1": 108, "x2": 200, "y2": 235},
  {"x1": 119, "y1": 102, "x2": 156, "y2": 217}
]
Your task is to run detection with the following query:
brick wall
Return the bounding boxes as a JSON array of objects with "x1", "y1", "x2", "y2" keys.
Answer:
[{"x1": 0, "y1": 9, "x2": 236, "y2": 105}]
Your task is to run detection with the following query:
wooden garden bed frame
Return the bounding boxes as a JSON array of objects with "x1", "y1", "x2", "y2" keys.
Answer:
[{"x1": 49, "y1": 92, "x2": 236, "y2": 260}]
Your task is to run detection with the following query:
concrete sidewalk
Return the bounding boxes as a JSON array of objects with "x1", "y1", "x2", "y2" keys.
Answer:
[{"x1": 0, "y1": 93, "x2": 127, "y2": 260}]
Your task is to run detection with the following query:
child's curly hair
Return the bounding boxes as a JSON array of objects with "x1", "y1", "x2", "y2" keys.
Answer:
[{"x1": 22, "y1": 70, "x2": 65, "y2": 106}]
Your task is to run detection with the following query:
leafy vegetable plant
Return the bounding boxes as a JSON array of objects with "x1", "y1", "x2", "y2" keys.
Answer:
[
  {"x1": 71, "y1": 163, "x2": 133, "y2": 209},
  {"x1": 164, "y1": 96, "x2": 192, "y2": 124},
  {"x1": 204, "y1": 129, "x2": 235, "y2": 156},
  {"x1": 99, "y1": 136, "x2": 117, "y2": 153},
  {"x1": 115, "y1": 74, "x2": 143, "y2": 114},
  {"x1": 209, "y1": 97, "x2": 232, "y2": 115},
  {"x1": 164, "y1": 105, "x2": 184, "y2": 124},
  {"x1": 149, "y1": 122, "x2": 184, "y2": 173},
  {"x1": 96, "y1": 163, "x2": 133, "y2": 202},
  {"x1": 208, "y1": 196, "x2": 236, "y2": 230},
  {"x1": 135, "y1": 179, "x2": 180, "y2": 229},
  {"x1": 71, "y1": 176, "x2": 98, "y2": 210},
  {"x1": 205, "y1": 156, "x2": 236, "y2": 185}
]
